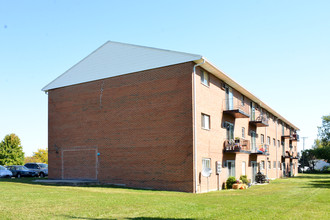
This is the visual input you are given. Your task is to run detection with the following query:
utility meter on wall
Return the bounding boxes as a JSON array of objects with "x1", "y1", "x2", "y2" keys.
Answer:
[{"x1": 216, "y1": 161, "x2": 222, "y2": 174}]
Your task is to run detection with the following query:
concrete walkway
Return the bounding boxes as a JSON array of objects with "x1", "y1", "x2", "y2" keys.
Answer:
[{"x1": 34, "y1": 179, "x2": 99, "y2": 186}]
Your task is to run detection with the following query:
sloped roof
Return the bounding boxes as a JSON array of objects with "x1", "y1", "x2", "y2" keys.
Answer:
[
  {"x1": 42, "y1": 41, "x2": 202, "y2": 91},
  {"x1": 42, "y1": 41, "x2": 299, "y2": 131}
]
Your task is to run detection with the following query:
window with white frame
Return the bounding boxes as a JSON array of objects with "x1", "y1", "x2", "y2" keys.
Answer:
[
  {"x1": 267, "y1": 136, "x2": 270, "y2": 145},
  {"x1": 202, "y1": 158, "x2": 211, "y2": 170},
  {"x1": 273, "y1": 161, "x2": 276, "y2": 169},
  {"x1": 268, "y1": 161, "x2": 271, "y2": 169},
  {"x1": 277, "y1": 140, "x2": 280, "y2": 148},
  {"x1": 201, "y1": 71, "x2": 209, "y2": 86},
  {"x1": 241, "y1": 95, "x2": 245, "y2": 106},
  {"x1": 261, "y1": 134, "x2": 264, "y2": 144},
  {"x1": 242, "y1": 127, "x2": 245, "y2": 139},
  {"x1": 273, "y1": 138, "x2": 276, "y2": 146},
  {"x1": 201, "y1": 114, "x2": 210, "y2": 130}
]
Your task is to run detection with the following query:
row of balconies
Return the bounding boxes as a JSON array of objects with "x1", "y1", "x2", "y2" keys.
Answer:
[
  {"x1": 222, "y1": 98, "x2": 299, "y2": 141},
  {"x1": 223, "y1": 138, "x2": 269, "y2": 155}
]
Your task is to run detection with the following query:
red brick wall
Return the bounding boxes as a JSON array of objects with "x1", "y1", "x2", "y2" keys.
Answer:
[{"x1": 48, "y1": 62, "x2": 195, "y2": 192}]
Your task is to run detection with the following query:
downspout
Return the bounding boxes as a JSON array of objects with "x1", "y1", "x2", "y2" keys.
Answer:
[{"x1": 193, "y1": 58, "x2": 205, "y2": 193}]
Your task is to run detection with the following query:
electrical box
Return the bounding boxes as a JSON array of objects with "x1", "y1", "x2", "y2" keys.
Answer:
[{"x1": 216, "y1": 161, "x2": 222, "y2": 174}]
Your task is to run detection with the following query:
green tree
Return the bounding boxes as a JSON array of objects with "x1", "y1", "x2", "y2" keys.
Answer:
[
  {"x1": 32, "y1": 148, "x2": 48, "y2": 164},
  {"x1": 0, "y1": 134, "x2": 25, "y2": 165},
  {"x1": 24, "y1": 149, "x2": 48, "y2": 164},
  {"x1": 313, "y1": 115, "x2": 330, "y2": 162},
  {"x1": 299, "y1": 149, "x2": 316, "y2": 170}
]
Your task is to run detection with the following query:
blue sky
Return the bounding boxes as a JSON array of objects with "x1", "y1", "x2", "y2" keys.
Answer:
[{"x1": 1, "y1": 0, "x2": 329, "y2": 156}]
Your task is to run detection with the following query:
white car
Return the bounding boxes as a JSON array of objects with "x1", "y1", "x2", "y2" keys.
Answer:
[{"x1": 0, "y1": 165, "x2": 13, "y2": 178}]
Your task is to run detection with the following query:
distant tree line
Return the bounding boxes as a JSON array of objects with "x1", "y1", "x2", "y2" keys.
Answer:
[{"x1": 299, "y1": 115, "x2": 330, "y2": 171}]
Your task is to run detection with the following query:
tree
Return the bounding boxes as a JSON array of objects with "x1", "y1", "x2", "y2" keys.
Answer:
[
  {"x1": 24, "y1": 149, "x2": 48, "y2": 164},
  {"x1": 313, "y1": 115, "x2": 330, "y2": 162},
  {"x1": 299, "y1": 149, "x2": 316, "y2": 170},
  {"x1": 0, "y1": 134, "x2": 25, "y2": 165}
]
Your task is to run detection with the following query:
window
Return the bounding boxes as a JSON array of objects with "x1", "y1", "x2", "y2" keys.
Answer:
[
  {"x1": 282, "y1": 123, "x2": 285, "y2": 135},
  {"x1": 273, "y1": 161, "x2": 276, "y2": 169},
  {"x1": 277, "y1": 140, "x2": 280, "y2": 148},
  {"x1": 268, "y1": 161, "x2": 271, "y2": 169},
  {"x1": 225, "y1": 122, "x2": 234, "y2": 140},
  {"x1": 241, "y1": 95, "x2": 245, "y2": 106},
  {"x1": 267, "y1": 136, "x2": 270, "y2": 145},
  {"x1": 273, "y1": 138, "x2": 276, "y2": 146},
  {"x1": 261, "y1": 134, "x2": 264, "y2": 144},
  {"x1": 202, "y1": 158, "x2": 211, "y2": 170},
  {"x1": 202, "y1": 114, "x2": 210, "y2": 130},
  {"x1": 242, "y1": 161, "x2": 246, "y2": 176},
  {"x1": 201, "y1": 71, "x2": 209, "y2": 86},
  {"x1": 242, "y1": 127, "x2": 245, "y2": 139},
  {"x1": 260, "y1": 161, "x2": 265, "y2": 170}
]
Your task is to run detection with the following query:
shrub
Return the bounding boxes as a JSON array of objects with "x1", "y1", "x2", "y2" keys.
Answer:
[
  {"x1": 240, "y1": 175, "x2": 249, "y2": 184},
  {"x1": 226, "y1": 176, "x2": 236, "y2": 189}
]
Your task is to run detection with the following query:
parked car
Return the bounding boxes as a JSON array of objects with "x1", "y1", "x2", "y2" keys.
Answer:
[
  {"x1": 0, "y1": 165, "x2": 13, "y2": 178},
  {"x1": 24, "y1": 163, "x2": 48, "y2": 177},
  {"x1": 6, "y1": 165, "x2": 39, "y2": 178}
]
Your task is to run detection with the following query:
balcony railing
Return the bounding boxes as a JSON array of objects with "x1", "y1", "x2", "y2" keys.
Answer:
[
  {"x1": 223, "y1": 138, "x2": 251, "y2": 153},
  {"x1": 281, "y1": 134, "x2": 292, "y2": 139},
  {"x1": 223, "y1": 98, "x2": 250, "y2": 118},
  {"x1": 291, "y1": 133, "x2": 299, "y2": 141},
  {"x1": 251, "y1": 143, "x2": 269, "y2": 155},
  {"x1": 249, "y1": 114, "x2": 269, "y2": 127}
]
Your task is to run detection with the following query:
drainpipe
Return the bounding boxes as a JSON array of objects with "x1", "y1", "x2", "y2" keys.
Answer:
[{"x1": 193, "y1": 58, "x2": 205, "y2": 193}]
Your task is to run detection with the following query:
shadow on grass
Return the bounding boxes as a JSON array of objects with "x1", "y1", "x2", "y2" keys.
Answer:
[
  {"x1": 0, "y1": 177, "x2": 180, "y2": 193},
  {"x1": 59, "y1": 215, "x2": 195, "y2": 220},
  {"x1": 293, "y1": 174, "x2": 330, "y2": 189}
]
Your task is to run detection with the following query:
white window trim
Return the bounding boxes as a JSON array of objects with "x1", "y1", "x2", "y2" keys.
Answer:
[
  {"x1": 201, "y1": 71, "x2": 210, "y2": 87},
  {"x1": 201, "y1": 113, "x2": 210, "y2": 130}
]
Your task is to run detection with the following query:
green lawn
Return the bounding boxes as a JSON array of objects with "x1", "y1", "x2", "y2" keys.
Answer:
[{"x1": 0, "y1": 174, "x2": 329, "y2": 220}]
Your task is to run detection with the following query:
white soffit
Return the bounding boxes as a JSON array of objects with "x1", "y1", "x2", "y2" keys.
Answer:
[{"x1": 42, "y1": 41, "x2": 202, "y2": 91}]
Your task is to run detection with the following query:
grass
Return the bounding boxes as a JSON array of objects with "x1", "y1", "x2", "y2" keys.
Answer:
[{"x1": 0, "y1": 174, "x2": 329, "y2": 220}]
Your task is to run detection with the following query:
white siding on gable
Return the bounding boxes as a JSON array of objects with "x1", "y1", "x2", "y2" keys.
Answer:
[{"x1": 42, "y1": 41, "x2": 202, "y2": 91}]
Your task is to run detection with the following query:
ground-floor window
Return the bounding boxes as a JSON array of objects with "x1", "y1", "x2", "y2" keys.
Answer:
[
  {"x1": 268, "y1": 161, "x2": 271, "y2": 169},
  {"x1": 273, "y1": 161, "x2": 276, "y2": 169},
  {"x1": 202, "y1": 158, "x2": 211, "y2": 170}
]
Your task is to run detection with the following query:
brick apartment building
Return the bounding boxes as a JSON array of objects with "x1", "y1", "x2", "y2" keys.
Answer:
[{"x1": 43, "y1": 41, "x2": 299, "y2": 193}]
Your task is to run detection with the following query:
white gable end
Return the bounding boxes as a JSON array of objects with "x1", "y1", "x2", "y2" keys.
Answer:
[{"x1": 42, "y1": 41, "x2": 202, "y2": 91}]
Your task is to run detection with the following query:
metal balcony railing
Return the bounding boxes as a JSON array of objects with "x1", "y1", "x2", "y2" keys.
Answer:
[
  {"x1": 222, "y1": 98, "x2": 250, "y2": 118},
  {"x1": 223, "y1": 138, "x2": 251, "y2": 153},
  {"x1": 250, "y1": 114, "x2": 269, "y2": 127},
  {"x1": 251, "y1": 143, "x2": 269, "y2": 155}
]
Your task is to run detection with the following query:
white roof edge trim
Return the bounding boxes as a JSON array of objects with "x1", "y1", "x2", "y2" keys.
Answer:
[{"x1": 196, "y1": 58, "x2": 299, "y2": 131}]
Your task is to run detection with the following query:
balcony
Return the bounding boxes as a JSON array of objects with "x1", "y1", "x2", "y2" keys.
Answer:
[
  {"x1": 250, "y1": 143, "x2": 269, "y2": 155},
  {"x1": 281, "y1": 134, "x2": 292, "y2": 139},
  {"x1": 223, "y1": 139, "x2": 251, "y2": 153},
  {"x1": 223, "y1": 98, "x2": 250, "y2": 118},
  {"x1": 291, "y1": 133, "x2": 299, "y2": 141},
  {"x1": 249, "y1": 114, "x2": 269, "y2": 127}
]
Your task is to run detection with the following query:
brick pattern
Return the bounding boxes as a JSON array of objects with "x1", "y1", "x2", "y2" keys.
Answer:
[{"x1": 48, "y1": 62, "x2": 195, "y2": 192}]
